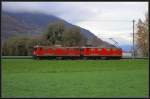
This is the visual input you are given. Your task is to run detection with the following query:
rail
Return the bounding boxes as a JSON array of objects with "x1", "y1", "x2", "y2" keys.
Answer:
[{"x1": 1, "y1": 56, "x2": 148, "y2": 59}]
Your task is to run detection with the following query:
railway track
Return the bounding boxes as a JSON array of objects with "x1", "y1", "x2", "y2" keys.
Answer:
[{"x1": 1, "y1": 56, "x2": 148, "y2": 60}]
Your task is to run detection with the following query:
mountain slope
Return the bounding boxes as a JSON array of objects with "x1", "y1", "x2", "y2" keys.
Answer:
[{"x1": 1, "y1": 11, "x2": 115, "y2": 47}]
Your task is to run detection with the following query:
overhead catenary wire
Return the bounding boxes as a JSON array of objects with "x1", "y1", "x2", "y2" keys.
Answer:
[
  {"x1": 66, "y1": 19, "x2": 135, "y2": 53},
  {"x1": 66, "y1": 19, "x2": 135, "y2": 22}
]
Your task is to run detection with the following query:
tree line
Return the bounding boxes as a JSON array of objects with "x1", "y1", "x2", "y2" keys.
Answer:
[{"x1": 2, "y1": 21, "x2": 87, "y2": 56}]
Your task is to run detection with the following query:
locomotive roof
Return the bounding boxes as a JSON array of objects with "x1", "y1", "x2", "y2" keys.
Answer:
[{"x1": 33, "y1": 45, "x2": 121, "y2": 49}]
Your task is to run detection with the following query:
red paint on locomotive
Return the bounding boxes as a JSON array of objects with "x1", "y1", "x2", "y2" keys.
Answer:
[{"x1": 32, "y1": 45, "x2": 122, "y2": 59}]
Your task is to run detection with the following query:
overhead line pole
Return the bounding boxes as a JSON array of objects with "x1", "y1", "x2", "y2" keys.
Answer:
[{"x1": 133, "y1": 19, "x2": 135, "y2": 59}]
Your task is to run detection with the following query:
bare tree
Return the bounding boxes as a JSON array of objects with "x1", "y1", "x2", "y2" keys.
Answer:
[{"x1": 136, "y1": 12, "x2": 148, "y2": 57}]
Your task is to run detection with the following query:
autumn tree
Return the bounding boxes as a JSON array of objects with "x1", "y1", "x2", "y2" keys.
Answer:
[
  {"x1": 2, "y1": 36, "x2": 48, "y2": 56},
  {"x1": 135, "y1": 12, "x2": 148, "y2": 57},
  {"x1": 2, "y1": 37, "x2": 28, "y2": 56}
]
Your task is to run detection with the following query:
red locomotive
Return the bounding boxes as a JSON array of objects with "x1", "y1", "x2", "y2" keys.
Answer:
[{"x1": 32, "y1": 45, "x2": 122, "y2": 60}]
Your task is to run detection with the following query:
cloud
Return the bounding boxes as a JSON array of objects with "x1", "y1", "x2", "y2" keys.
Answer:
[
  {"x1": 2, "y1": 2, "x2": 148, "y2": 22},
  {"x1": 2, "y1": 2, "x2": 102, "y2": 23},
  {"x1": 76, "y1": 20, "x2": 133, "y2": 46}
]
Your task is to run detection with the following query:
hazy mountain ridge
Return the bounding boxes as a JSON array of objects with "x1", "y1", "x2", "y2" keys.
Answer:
[{"x1": 1, "y1": 11, "x2": 115, "y2": 47}]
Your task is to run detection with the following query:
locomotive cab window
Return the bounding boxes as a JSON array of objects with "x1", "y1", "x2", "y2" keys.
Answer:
[{"x1": 33, "y1": 47, "x2": 38, "y2": 51}]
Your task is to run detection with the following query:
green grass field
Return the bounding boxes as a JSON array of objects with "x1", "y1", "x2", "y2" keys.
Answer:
[{"x1": 2, "y1": 59, "x2": 148, "y2": 97}]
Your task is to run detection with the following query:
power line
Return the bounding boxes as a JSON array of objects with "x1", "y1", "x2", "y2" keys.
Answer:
[
  {"x1": 81, "y1": 20, "x2": 132, "y2": 22},
  {"x1": 67, "y1": 19, "x2": 134, "y2": 22}
]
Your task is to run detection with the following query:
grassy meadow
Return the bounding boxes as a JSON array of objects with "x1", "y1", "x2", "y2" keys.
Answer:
[{"x1": 1, "y1": 59, "x2": 149, "y2": 97}]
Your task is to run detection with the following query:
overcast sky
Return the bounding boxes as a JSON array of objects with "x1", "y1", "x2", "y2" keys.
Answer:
[{"x1": 2, "y1": 2, "x2": 148, "y2": 47}]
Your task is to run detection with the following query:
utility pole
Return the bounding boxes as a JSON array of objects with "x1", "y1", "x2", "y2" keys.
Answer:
[{"x1": 133, "y1": 19, "x2": 135, "y2": 59}]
